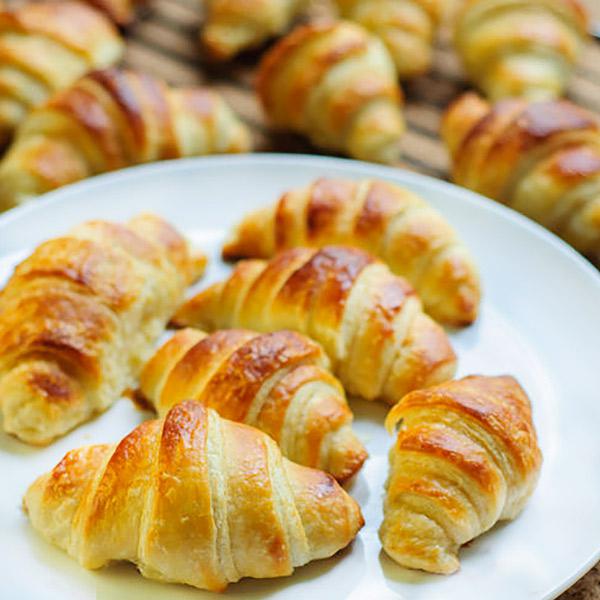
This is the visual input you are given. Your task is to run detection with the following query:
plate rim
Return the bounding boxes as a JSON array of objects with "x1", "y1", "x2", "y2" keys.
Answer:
[
  {"x1": 1, "y1": 153, "x2": 599, "y2": 289},
  {"x1": 1, "y1": 153, "x2": 599, "y2": 599}
]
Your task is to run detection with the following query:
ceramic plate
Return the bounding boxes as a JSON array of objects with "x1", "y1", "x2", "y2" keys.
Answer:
[{"x1": 1, "y1": 155, "x2": 599, "y2": 600}]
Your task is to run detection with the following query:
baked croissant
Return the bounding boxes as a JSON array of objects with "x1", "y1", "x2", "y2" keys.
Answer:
[
  {"x1": 139, "y1": 327, "x2": 367, "y2": 482},
  {"x1": 173, "y1": 246, "x2": 457, "y2": 404},
  {"x1": 442, "y1": 92, "x2": 600, "y2": 264},
  {"x1": 335, "y1": 0, "x2": 443, "y2": 79},
  {"x1": 202, "y1": 0, "x2": 304, "y2": 60},
  {"x1": 257, "y1": 21, "x2": 405, "y2": 164},
  {"x1": 24, "y1": 401, "x2": 364, "y2": 591},
  {"x1": 223, "y1": 177, "x2": 481, "y2": 326},
  {"x1": 82, "y1": 0, "x2": 145, "y2": 26},
  {"x1": 453, "y1": 0, "x2": 589, "y2": 100},
  {"x1": 380, "y1": 375, "x2": 542, "y2": 574},
  {"x1": 0, "y1": 67, "x2": 252, "y2": 211},
  {"x1": 0, "y1": 214, "x2": 205, "y2": 445},
  {"x1": 0, "y1": 2, "x2": 123, "y2": 149}
]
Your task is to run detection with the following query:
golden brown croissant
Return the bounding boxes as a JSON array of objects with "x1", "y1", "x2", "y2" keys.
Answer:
[
  {"x1": 24, "y1": 401, "x2": 364, "y2": 591},
  {"x1": 257, "y1": 21, "x2": 405, "y2": 164},
  {"x1": 173, "y1": 246, "x2": 457, "y2": 404},
  {"x1": 202, "y1": 0, "x2": 304, "y2": 60},
  {"x1": 139, "y1": 327, "x2": 367, "y2": 482},
  {"x1": 223, "y1": 177, "x2": 481, "y2": 326},
  {"x1": 0, "y1": 2, "x2": 123, "y2": 149},
  {"x1": 442, "y1": 92, "x2": 600, "y2": 264},
  {"x1": 453, "y1": 0, "x2": 589, "y2": 100},
  {"x1": 0, "y1": 67, "x2": 252, "y2": 211},
  {"x1": 380, "y1": 375, "x2": 542, "y2": 574},
  {"x1": 0, "y1": 214, "x2": 205, "y2": 445},
  {"x1": 335, "y1": 0, "x2": 443, "y2": 79},
  {"x1": 81, "y1": 0, "x2": 145, "y2": 26}
]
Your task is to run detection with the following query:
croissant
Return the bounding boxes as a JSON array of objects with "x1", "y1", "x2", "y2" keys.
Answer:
[
  {"x1": 0, "y1": 67, "x2": 252, "y2": 211},
  {"x1": 173, "y1": 246, "x2": 457, "y2": 404},
  {"x1": 0, "y1": 2, "x2": 123, "y2": 149},
  {"x1": 223, "y1": 177, "x2": 481, "y2": 326},
  {"x1": 442, "y1": 92, "x2": 600, "y2": 264},
  {"x1": 24, "y1": 401, "x2": 364, "y2": 591},
  {"x1": 453, "y1": 0, "x2": 589, "y2": 100},
  {"x1": 139, "y1": 327, "x2": 367, "y2": 481},
  {"x1": 380, "y1": 375, "x2": 542, "y2": 574},
  {"x1": 82, "y1": 0, "x2": 145, "y2": 25},
  {"x1": 202, "y1": 0, "x2": 304, "y2": 60},
  {"x1": 335, "y1": 0, "x2": 443, "y2": 79},
  {"x1": 0, "y1": 214, "x2": 205, "y2": 445},
  {"x1": 256, "y1": 21, "x2": 405, "y2": 164}
]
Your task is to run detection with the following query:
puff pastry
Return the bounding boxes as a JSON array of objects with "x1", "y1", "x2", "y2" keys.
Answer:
[
  {"x1": 380, "y1": 375, "x2": 542, "y2": 574},
  {"x1": 139, "y1": 327, "x2": 367, "y2": 481},
  {"x1": 223, "y1": 177, "x2": 481, "y2": 326},
  {"x1": 0, "y1": 214, "x2": 205, "y2": 445},
  {"x1": 335, "y1": 0, "x2": 443, "y2": 79},
  {"x1": 0, "y1": 2, "x2": 123, "y2": 148},
  {"x1": 453, "y1": 0, "x2": 589, "y2": 100},
  {"x1": 257, "y1": 21, "x2": 405, "y2": 164},
  {"x1": 173, "y1": 246, "x2": 457, "y2": 404},
  {"x1": 442, "y1": 92, "x2": 600, "y2": 264},
  {"x1": 24, "y1": 401, "x2": 364, "y2": 591},
  {"x1": 0, "y1": 67, "x2": 252, "y2": 211},
  {"x1": 202, "y1": 0, "x2": 304, "y2": 60}
]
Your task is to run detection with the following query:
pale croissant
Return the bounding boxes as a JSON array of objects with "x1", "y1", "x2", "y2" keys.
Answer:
[
  {"x1": 0, "y1": 2, "x2": 123, "y2": 148},
  {"x1": 24, "y1": 401, "x2": 364, "y2": 591},
  {"x1": 173, "y1": 246, "x2": 457, "y2": 404},
  {"x1": 0, "y1": 67, "x2": 252, "y2": 211},
  {"x1": 139, "y1": 327, "x2": 367, "y2": 481},
  {"x1": 0, "y1": 214, "x2": 205, "y2": 445},
  {"x1": 257, "y1": 21, "x2": 405, "y2": 164},
  {"x1": 453, "y1": 0, "x2": 589, "y2": 100},
  {"x1": 335, "y1": 0, "x2": 443, "y2": 78},
  {"x1": 223, "y1": 177, "x2": 481, "y2": 326},
  {"x1": 442, "y1": 92, "x2": 600, "y2": 264},
  {"x1": 380, "y1": 375, "x2": 542, "y2": 574},
  {"x1": 202, "y1": 0, "x2": 304, "y2": 60}
]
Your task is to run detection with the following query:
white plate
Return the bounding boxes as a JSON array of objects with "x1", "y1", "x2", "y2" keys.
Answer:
[{"x1": 1, "y1": 154, "x2": 599, "y2": 600}]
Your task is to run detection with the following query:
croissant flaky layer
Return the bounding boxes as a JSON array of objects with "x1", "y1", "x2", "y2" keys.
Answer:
[
  {"x1": 0, "y1": 2, "x2": 124, "y2": 148},
  {"x1": 380, "y1": 375, "x2": 542, "y2": 574},
  {"x1": 453, "y1": 0, "x2": 589, "y2": 100},
  {"x1": 0, "y1": 67, "x2": 252, "y2": 211},
  {"x1": 24, "y1": 401, "x2": 364, "y2": 591},
  {"x1": 223, "y1": 177, "x2": 481, "y2": 325},
  {"x1": 335, "y1": 0, "x2": 443, "y2": 79},
  {"x1": 0, "y1": 214, "x2": 205, "y2": 445},
  {"x1": 173, "y1": 246, "x2": 457, "y2": 404},
  {"x1": 202, "y1": 0, "x2": 304, "y2": 60},
  {"x1": 139, "y1": 327, "x2": 367, "y2": 481},
  {"x1": 442, "y1": 92, "x2": 600, "y2": 264},
  {"x1": 257, "y1": 21, "x2": 405, "y2": 164}
]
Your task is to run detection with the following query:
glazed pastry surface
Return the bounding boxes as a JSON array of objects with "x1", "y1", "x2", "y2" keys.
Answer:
[
  {"x1": 257, "y1": 21, "x2": 405, "y2": 164},
  {"x1": 0, "y1": 213, "x2": 205, "y2": 445},
  {"x1": 380, "y1": 375, "x2": 542, "y2": 574},
  {"x1": 24, "y1": 401, "x2": 364, "y2": 591},
  {"x1": 223, "y1": 177, "x2": 481, "y2": 325},
  {"x1": 174, "y1": 246, "x2": 457, "y2": 404}
]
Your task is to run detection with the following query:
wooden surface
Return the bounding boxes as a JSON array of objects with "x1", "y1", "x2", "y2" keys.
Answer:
[
  {"x1": 121, "y1": 1, "x2": 600, "y2": 597},
  {"x1": 7, "y1": 0, "x2": 600, "y2": 596}
]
